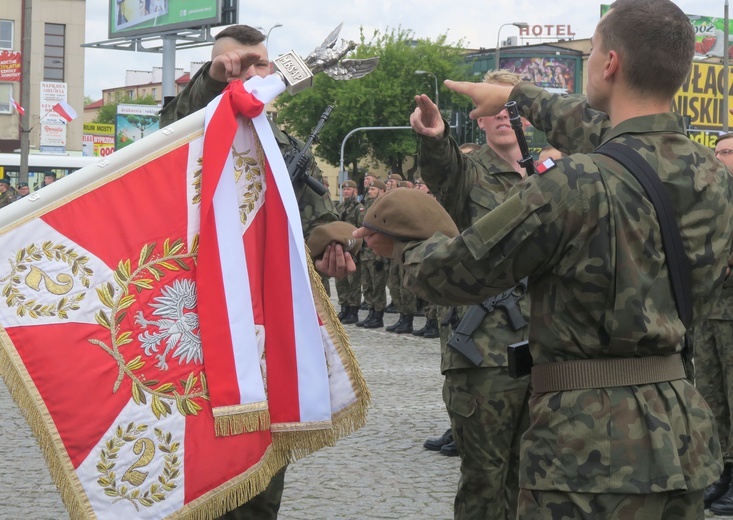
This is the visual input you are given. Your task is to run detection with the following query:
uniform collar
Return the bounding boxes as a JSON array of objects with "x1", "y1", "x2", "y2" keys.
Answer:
[{"x1": 600, "y1": 112, "x2": 686, "y2": 145}]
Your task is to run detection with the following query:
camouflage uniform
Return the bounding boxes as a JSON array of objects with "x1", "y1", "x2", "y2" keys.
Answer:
[
  {"x1": 334, "y1": 195, "x2": 365, "y2": 307},
  {"x1": 359, "y1": 196, "x2": 388, "y2": 312},
  {"x1": 695, "y1": 276, "x2": 733, "y2": 464},
  {"x1": 160, "y1": 60, "x2": 337, "y2": 520},
  {"x1": 0, "y1": 188, "x2": 15, "y2": 209},
  {"x1": 419, "y1": 126, "x2": 531, "y2": 520},
  {"x1": 387, "y1": 260, "x2": 417, "y2": 314},
  {"x1": 397, "y1": 83, "x2": 732, "y2": 517}
]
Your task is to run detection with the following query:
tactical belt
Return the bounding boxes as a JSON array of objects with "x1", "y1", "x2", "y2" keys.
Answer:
[{"x1": 531, "y1": 354, "x2": 686, "y2": 394}]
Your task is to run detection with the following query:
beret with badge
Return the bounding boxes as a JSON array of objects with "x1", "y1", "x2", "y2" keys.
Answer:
[
  {"x1": 341, "y1": 180, "x2": 357, "y2": 189},
  {"x1": 388, "y1": 173, "x2": 403, "y2": 181},
  {"x1": 362, "y1": 188, "x2": 459, "y2": 240},
  {"x1": 368, "y1": 179, "x2": 386, "y2": 191},
  {"x1": 306, "y1": 221, "x2": 363, "y2": 259}
]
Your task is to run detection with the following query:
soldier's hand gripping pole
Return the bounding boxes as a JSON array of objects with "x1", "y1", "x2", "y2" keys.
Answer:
[
  {"x1": 505, "y1": 101, "x2": 536, "y2": 176},
  {"x1": 285, "y1": 105, "x2": 334, "y2": 196}
]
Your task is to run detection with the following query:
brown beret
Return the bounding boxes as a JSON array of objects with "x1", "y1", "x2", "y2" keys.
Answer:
[
  {"x1": 397, "y1": 181, "x2": 413, "y2": 188},
  {"x1": 341, "y1": 180, "x2": 357, "y2": 189},
  {"x1": 388, "y1": 173, "x2": 403, "y2": 181},
  {"x1": 306, "y1": 221, "x2": 363, "y2": 259},
  {"x1": 362, "y1": 189, "x2": 459, "y2": 241},
  {"x1": 369, "y1": 179, "x2": 386, "y2": 190}
]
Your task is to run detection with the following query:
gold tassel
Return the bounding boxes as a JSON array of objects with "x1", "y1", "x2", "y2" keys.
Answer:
[{"x1": 213, "y1": 408, "x2": 271, "y2": 437}]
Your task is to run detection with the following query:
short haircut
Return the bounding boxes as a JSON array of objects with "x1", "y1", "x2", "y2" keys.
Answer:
[
  {"x1": 483, "y1": 70, "x2": 522, "y2": 86},
  {"x1": 597, "y1": 0, "x2": 694, "y2": 99},
  {"x1": 717, "y1": 133, "x2": 733, "y2": 145},
  {"x1": 215, "y1": 25, "x2": 265, "y2": 46}
]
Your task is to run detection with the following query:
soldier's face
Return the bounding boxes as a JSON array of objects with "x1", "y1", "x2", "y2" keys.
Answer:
[
  {"x1": 342, "y1": 187, "x2": 356, "y2": 199},
  {"x1": 19, "y1": 186, "x2": 29, "y2": 196},
  {"x1": 715, "y1": 139, "x2": 733, "y2": 171},
  {"x1": 212, "y1": 37, "x2": 271, "y2": 81},
  {"x1": 586, "y1": 31, "x2": 611, "y2": 112},
  {"x1": 0, "y1": 184, "x2": 7, "y2": 193},
  {"x1": 364, "y1": 176, "x2": 375, "y2": 187},
  {"x1": 480, "y1": 109, "x2": 516, "y2": 151}
]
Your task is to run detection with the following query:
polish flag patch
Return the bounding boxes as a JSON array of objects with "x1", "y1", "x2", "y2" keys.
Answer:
[{"x1": 536, "y1": 158, "x2": 557, "y2": 175}]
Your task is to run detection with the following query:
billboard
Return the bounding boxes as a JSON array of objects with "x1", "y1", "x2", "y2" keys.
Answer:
[
  {"x1": 501, "y1": 56, "x2": 578, "y2": 94},
  {"x1": 601, "y1": 5, "x2": 733, "y2": 59},
  {"x1": 83, "y1": 123, "x2": 116, "y2": 157},
  {"x1": 39, "y1": 82, "x2": 69, "y2": 154},
  {"x1": 115, "y1": 104, "x2": 161, "y2": 149},
  {"x1": 0, "y1": 51, "x2": 21, "y2": 82},
  {"x1": 109, "y1": 0, "x2": 221, "y2": 39}
]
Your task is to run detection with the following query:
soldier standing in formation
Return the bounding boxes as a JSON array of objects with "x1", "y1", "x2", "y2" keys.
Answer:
[
  {"x1": 0, "y1": 178, "x2": 15, "y2": 209},
  {"x1": 335, "y1": 180, "x2": 365, "y2": 324},
  {"x1": 357, "y1": 0, "x2": 732, "y2": 516},
  {"x1": 698, "y1": 132, "x2": 733, "y2": 514},
  {"x1": 355, "y1": 178, "x2": 388, "y2": 329},
  {"x1": 412, "y1": 70, "x2": 532, "y2": 519},
  {"x1": 385, "y1": 173, "x2": 418, "y2": 333},
  {"x1": 411, "y1": 177, "x2": 440, "y2": 340}
]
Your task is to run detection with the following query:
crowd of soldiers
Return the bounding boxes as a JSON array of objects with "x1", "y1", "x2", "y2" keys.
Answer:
[{"x1": 332, "y1": 172, "x2": 439, "y2": 338}]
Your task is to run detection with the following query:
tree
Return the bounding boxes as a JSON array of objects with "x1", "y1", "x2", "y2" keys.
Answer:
[
  {"x1": 92, "y1": 93, "x2": 159, "y2": 124},
  {"x1": 83, "y1": 95, "x2": 96, "y2": 107},
  {"x1": 274, "y1": 27, "x2": 471, "y2": 181}
]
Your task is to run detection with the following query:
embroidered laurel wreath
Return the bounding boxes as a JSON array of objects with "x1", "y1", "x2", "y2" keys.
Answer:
[{"x1": 90, "y1": 237, "x2": 209, "y2": 419}]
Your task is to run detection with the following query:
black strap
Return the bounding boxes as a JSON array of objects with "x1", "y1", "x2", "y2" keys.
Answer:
[{"x1": 594, "y1": 142, "x2": 693, "y2": 328}]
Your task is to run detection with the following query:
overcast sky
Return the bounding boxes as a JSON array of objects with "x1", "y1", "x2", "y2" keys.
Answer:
[{"x1": 84, "y1": 0, "x2": 719, "y2": 101}]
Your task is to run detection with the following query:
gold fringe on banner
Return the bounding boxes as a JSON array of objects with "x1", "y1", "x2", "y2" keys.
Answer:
[
  {"x1": 0, "y1": 328, "x2": 95, "y2": 519},
  {"x1": 213, "y1": 404, "x2": 271, "y2": 437}
]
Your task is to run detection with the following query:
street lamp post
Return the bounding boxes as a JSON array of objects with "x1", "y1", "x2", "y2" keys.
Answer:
[
  {"x1": 414, "y1": 70, "x2": 439, "y2": 109},
  {"x1": 265, "y1": 24, "x2": 283, "y2": 50},
  {"x1": 495, "y1": 22, "x2": 529, "y2": 71}
]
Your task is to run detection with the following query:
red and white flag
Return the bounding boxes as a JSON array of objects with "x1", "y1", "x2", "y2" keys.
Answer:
[
  {"x1": 9, "y1": 94, "x2": 24, "y2": 116},
  {"x1": 0, "y1": 75, "x2": 368, "y2": 519},
  {"x1": 52, "y1": 100, "x2": 77, "y2": 122}
]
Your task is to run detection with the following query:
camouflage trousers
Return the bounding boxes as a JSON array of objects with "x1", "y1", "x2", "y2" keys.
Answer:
[
  {"x1": 319, "y1": 274, "x2": 331, "y2": 297},
  {"x1": 516, "y1": 488, "x2": 704, "y2": 520},
  {"x1": 443, "y1": 366, "x2": 531, "y2": 520},
  {"x1": 388, "y1": 261, "x2": 417, "y2": 314},
  {"x1": 694, "y1": 319, "x2": 733, "y2": 462},
  {"x1": 360, "y1": 257, "x2": 387, "y2": 311},
  {"x1": 335, "y1": 264, "x2": 362, "y2": 307},
  {"x1": 425, "y1": 302, "x2": 438, "y2": 321},
  {"x1": 217, "y1": 466, "x2": 286, "y2": 520}
]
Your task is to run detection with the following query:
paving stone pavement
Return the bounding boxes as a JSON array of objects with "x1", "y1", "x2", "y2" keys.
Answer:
[{"x1": 0, "y1": 284, "x2": 728, "y2": 519}]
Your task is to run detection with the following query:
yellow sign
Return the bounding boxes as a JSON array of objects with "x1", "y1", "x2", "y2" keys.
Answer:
[{"x1": 673, "y1": 62, "x2": 733, "y2": 130}]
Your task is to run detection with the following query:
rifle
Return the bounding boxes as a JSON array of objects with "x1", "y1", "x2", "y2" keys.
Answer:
[
  {"x1": 505, "y1": 101, "x2": 536, "y2": 176},
  {"x1": 446, "y1": 278, "x2": 528, "y2": 366},
  {"x1": 284, "y1": 105, "x2": 333, "y2": 196}
]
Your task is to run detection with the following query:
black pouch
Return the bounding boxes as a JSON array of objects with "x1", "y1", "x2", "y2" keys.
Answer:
[{"x1": 507, "y1": 340, "x2": 532, "y2": 379}]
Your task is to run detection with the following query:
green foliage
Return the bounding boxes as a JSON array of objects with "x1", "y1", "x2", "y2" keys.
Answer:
[
  {"x1": 92, "y1": 93, "x2": 159, "y2": 125},
  {"x1": 274, "y1": 27, "x2": 471, "y2": 179}
]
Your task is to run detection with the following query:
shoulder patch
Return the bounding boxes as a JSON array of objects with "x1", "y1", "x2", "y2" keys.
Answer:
[{"x1": 536, "y1": 158, "x2": 557, "y2": 175}]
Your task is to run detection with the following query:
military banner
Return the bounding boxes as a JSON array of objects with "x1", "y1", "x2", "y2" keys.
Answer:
[{"x1": 0, "y1": 76, "x2": 368, "y2": 519}]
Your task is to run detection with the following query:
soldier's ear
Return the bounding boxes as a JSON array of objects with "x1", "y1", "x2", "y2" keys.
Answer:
[{"x1": 269, "y1": 62, "x2": 275, "y2": 75}]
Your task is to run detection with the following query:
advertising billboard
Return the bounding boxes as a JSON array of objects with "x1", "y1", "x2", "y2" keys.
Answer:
[
  {"x1": 40, "y1": 82, "x2": 69, "y2": 153},
  {"x1": 500, "y1": 56, "x2": 578, "y2": 94},
  {"x1": 115, "y1": 104, "x2": 161, "y2": 149},
  {"x1": 109, "y1": 0, "x2": 221, "y2": 39},
  {"x1": 83, "y1": 123, "x2": 116, "y2": 157},
  {"x1": 673, "y1": 61, "x2": 733, "y2": 132}
]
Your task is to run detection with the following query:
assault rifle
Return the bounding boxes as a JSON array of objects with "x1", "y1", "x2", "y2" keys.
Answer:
[{"x1": 284, "y1": 104, "x2": 333, "y2": 196}]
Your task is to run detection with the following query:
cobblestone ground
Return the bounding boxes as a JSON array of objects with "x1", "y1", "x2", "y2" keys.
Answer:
[{"x1": 0, "y1": 283, "x2": 728, "y2": 519}]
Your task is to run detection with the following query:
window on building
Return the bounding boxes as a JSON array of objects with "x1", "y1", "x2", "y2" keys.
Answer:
[
  {"x1": 44, "y1": 23, "x2": 65, "y2": 81},
  {"x1": 127, "y1": 90, "x2": 134, "y2": 99},
  {"x1": 0, "y1": 84, "x2": 12, "y2": 114},
  {"x1": 0, "y1": 20, "x2": 13, "y2": 49},
  {"x1": 151, "y1": 87, "x2": 157, "y2": 99}
]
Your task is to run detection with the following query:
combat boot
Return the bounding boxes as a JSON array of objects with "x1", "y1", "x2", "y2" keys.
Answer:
[
  {"x1": 422, "y1": 319, "x2": 440, "y2": 338},
  {"x1": 384, "y1": 302, "x2": 397, "y2": 314},
  {"x1": 355, "y1": 309, "x2": 374, "y2": 327},
  {"x1": 362, "y1": 310, "x2": 384, "y2": 329},
  {"x1": 706, "y1": 462, "x2": 733, "y2": 508},
  {"x1": 337, "y1": 305, "x2": 348, "y2": 321},
  {"x1": 385, "y1": 314, "x2": 405, "y2": 332},
  {"x1": 340, "y1": 306, "x2": 359, "y2": 325},
  {"x1": 440, "y1": 440, "x2": 458, "y2": 457},
  {"x1": 393, "y1": 314, "x2": 414, "y2": 334},
  {"x1": 423, "y1": 428, "x2": 452, "y2": 451},
  {"x1": 412, "y1": 322, "x2": 428, "y2": 336},
  {"x1": 710, "y1": 464, "x2": 733, "y2": 514}
]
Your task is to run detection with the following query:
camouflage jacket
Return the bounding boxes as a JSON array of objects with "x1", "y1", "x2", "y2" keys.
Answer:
[
  {"x1": 0, "y1": 189, "x2": 15, "y2": 209},
  {"x1": 397, "y1": 83, "x2": 733, "y2": 494},
  {"x1": 159, "y1": 62, "x2": 337, "y2": 237},
  {"x1": 335, "y1": 196, "x2": 365, "y2": 228},
  {"x1": 419, "y1": 129, "x2": 529, "y2": 372},
  {"x1": 359, "y1": 196, "x2": 380, "y2": 262}
]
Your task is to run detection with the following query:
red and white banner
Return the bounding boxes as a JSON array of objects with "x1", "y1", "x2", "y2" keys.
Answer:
[{"x1": 0, "y1": 76, "x2": 368, "y2": 519}]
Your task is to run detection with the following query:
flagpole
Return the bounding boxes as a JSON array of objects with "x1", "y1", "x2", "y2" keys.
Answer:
[{"x1": 19, "y1": 0, "x2": 32, "y2": 185}]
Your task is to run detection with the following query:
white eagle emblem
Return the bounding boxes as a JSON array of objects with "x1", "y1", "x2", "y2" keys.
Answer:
[{"x1": 134, "y1": 279, "x2": 201, "y2": 370}]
